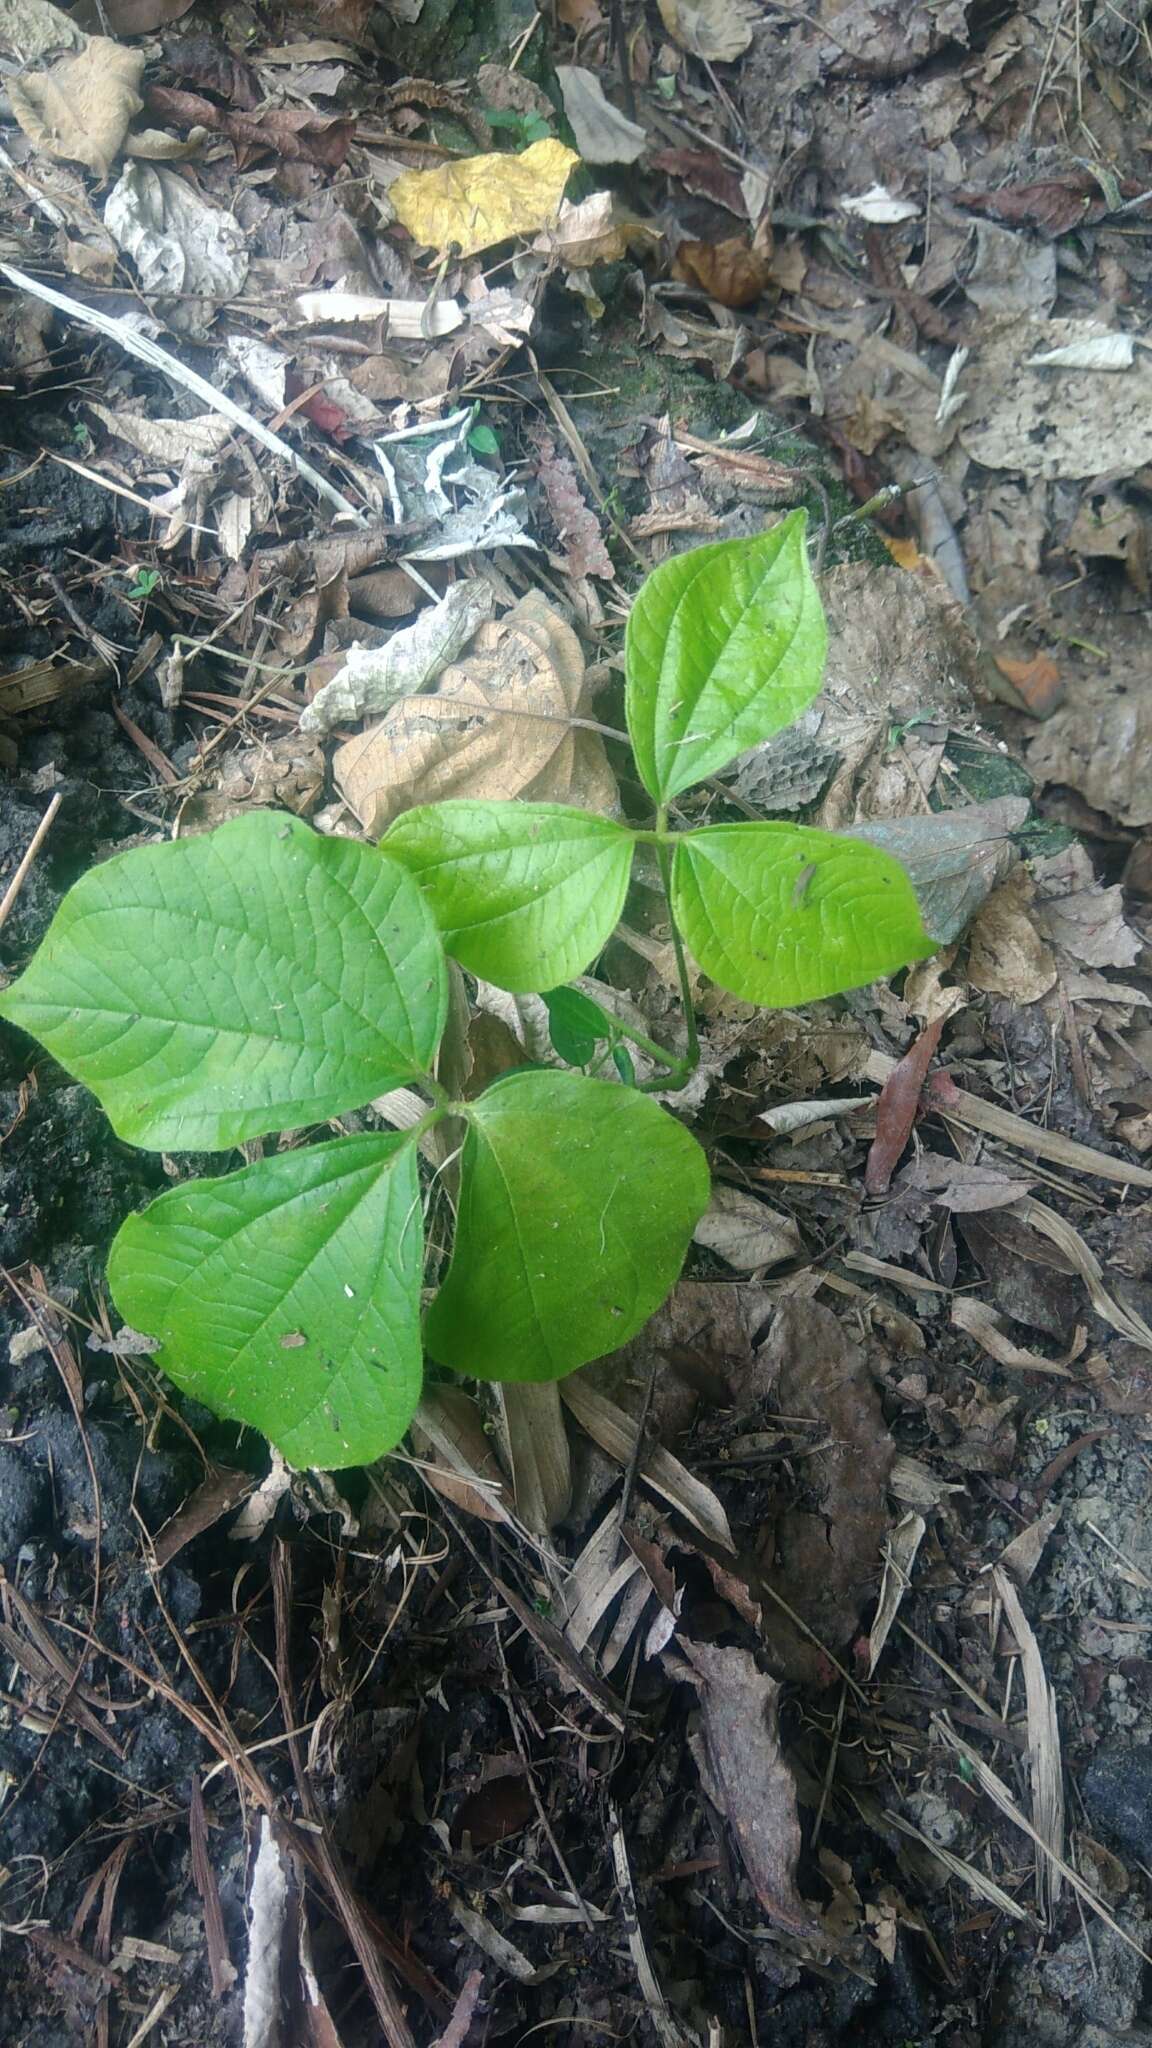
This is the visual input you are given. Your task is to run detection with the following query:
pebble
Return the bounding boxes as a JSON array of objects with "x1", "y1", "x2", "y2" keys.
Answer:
[{"x1": 1081, "y1": 1739, "x2": 1152, "y2": 1863}]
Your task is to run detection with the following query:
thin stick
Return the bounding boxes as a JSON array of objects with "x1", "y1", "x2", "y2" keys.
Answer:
[
  {"x1": 654, "y1": 824, "x2": 700, "y2": 1076},
  {"x1": 0, "y1": 793, "x2": 62, "y2": 933}
]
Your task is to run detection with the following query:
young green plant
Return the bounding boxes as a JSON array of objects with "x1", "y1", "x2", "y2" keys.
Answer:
[{"x1": 0, "y1": 518, "x2": 932, "y2": 1473}]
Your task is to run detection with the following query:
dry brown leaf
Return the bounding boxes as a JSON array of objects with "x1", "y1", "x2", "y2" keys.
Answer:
[
  {"x1": 657, "y1": 0, "x2": 754, "y2": 60},
  {"x1": 692, "y1": 1185, "x2": 802, "y2": 1270},
  {"x1": 556, "y1": 66, "x2": 647, "y2": 164},
  {"x1": 333, "y1": 592, "x2": 617, "y2": 834},
  {"x1": 390, "y1": 139, "x2": 578, "y2": 258},
  {"x1": 536, "y1": 192, "x2": 661, "y2": 268},
  {"x1": 561, "y1": 1376, "x2": 736, "y2": 1553},
  {"x1": 10, "y1": 36, "x2": 144, "y2": 178},
  {"x1": 496, "y1": 1381, "x2": 571, "y2": 1533},
  {"x1": 672, "y1": 235, "x2": 773, "y2": 308},
  {"x1": 951, "y1": 1297, "x2": 1076, "y2": 1377},
  {"x1": 756, "y1": 1299, "x2": 896, "y2": 1684},
  {"x1": 991, "y1": 651, "x2": 1064, "y2": 717},
  {"x1": 102, "y1": 0, "x2": 194, "y2": 28},
  {"x1": 411, "y1": 1387, "x2": 511, "y2": 1525},
  {"x1": 966, "y1": 866, "x2": 1057, "y2": 1002},
  {"x1": 1031, "y1": 843, "x2": 1141, "y2": 970},
  {"x1": 669, "y1": 1641, "x2": 814, "y2": 1933},
  {"x1": 959, "y1": 317, "x2": 1152, "y2": 480}
]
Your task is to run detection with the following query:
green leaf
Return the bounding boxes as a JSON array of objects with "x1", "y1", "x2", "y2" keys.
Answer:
[
  {"x1": 624, "y1": 516, "x2": 826, "y2": 802},
  {"x1": 0, "y1": 812, "x2": 447, "y2": 1149},
  {"x1": 107, "y1": 1134, "x2": 424, "y2": 1470},
  {"x1": 425, "y1": 1069, "x2": 710, "y2": 1382},
  {"x1": 671, "y1": 822, "x2": 934, "y2": 1005},
  {"x1": 384, "y1": 801, "x2": 634, "y2": 993},
  {"x1": 468, "y1": 422, "x2": 501, "y2": 457},
  {"x1": 542, "y1": 985, "x2": 612, "y2": 1066}
]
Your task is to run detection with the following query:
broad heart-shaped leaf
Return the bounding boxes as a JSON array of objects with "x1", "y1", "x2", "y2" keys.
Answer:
[
  {"x1": 0, "y1": 812, "x2": 447, "y2": 1149},
  {"x1": 425, "y1": 1069, "x2": 710, "y2": 1383},
  {"x1": 671, "y1": 822, "x2": 934, "y2": 1005},
  {"x1": 107, "y1": 1134, "x2": 424, "y2": 1470},
  {"x1": 624, "y1": 516, "x2": 826, "y2": 803},
  {"x1": 383, "y1": 801, "x2": 634, "y2": 993}
]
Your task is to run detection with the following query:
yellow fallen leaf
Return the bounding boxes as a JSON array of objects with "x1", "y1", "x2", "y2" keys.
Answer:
[
  {"x1": 390, "y1": 139, "x2": 579, "y2": 259},
  {"x1": 10, "y1": 36, "x2": 144, "y2": 179}
]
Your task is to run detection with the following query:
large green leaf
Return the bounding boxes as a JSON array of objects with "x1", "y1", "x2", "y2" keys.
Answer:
[
  {"x1": 107, "y1": 1134, "x2": 424, "y2": 1470},
  {"x1": 425, "y1": 1069, "x2": 710, "y2": 1382},
  {"x1": 0, "y1": 812, "x2": 447, "y2": 1149},
  {"x1": 671, "y1": 822, "x2": 934, "y2": 1005},
  {"x1": 384, "y1": 802, "x2": 634, "y2": 992},
  {"x1": 624, "y1": 517, "x2": 826, "y2": 803}
]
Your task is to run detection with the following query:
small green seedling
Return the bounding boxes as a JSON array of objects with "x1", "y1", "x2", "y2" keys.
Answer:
[{"x1": 0, "y1": 519, "x2": 932, "y2": 1472}]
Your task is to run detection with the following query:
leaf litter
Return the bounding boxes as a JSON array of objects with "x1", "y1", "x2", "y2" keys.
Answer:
[{"x1": 5, "y1": 0, "x2": 1152, "y2": 2038}]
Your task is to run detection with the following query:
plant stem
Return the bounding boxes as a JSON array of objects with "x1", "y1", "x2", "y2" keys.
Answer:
[{"x1": 653, "y1": 810, "x2": 700, "y2": 1083}]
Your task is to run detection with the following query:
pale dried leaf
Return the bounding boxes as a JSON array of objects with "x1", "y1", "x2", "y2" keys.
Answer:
[
  {"x1": 301, "y1": 583, "x2": 494, "y2": 734},
  {"x1": 293, "y1": 290, "x2": 464, "y2": 337},
  {"x1": 534, "y1": 192, "x2": 661, "y2": 267},
  {"x1": 104, "y1": 160, "x2": 248, "y2": 299},
  {"x1": 561, "y1": 1376, "x2": 736, "y2": 1553},
  {"x1": 960, "y1": 318, "x2": 1152, "y2": 479},
  {"x1": 692, "y1": 1185, "x2": 802, "y2": 1271},
  {"x1": 497, "y1": 1380, "x2": 571, "y2": 1532},
  {"x1": 10, "y1": 36, "x2": 143, "y2": 178},
  {"x1": 242, "y1": 1819, "x2": 290, "y2": 2048},
  {"x1": 993, "y1": 1570, "x2": 1064, "y2": 1918},
  {"x1": 966, "y1": 867, "x2": 1056, "y2": 1002},
  {"x1": 867, "y1": 1512, "x2": 926, "y2": 1676},
  {"x1": 840, "y1": 185, "x2": 920, "y2": 224},
  {"x1": 411, "y1": 1387, "x2": 510, "y2": 1524},
  {"x1": 951, "y1": 1296, "x2": 1075, "y2": 1376},
  {"x1": 87, "y1": 402, "x2": 234, "y2": 465},
  {"x1": 556, "y1": 67, "x2": 648, "y2": 164}
]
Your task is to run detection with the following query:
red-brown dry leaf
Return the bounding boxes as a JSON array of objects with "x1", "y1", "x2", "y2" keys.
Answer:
[
  {"x1": 672, "y1": 235, "x2": 773, "y2": 308},
  {"x1": 451, "y1": 1768, "x2": 534, "y2": 1849},
  {"x1": 650, "y1": 147, "x2": 747, "y2": 216},
  {"x1": 755, "y1": 1300, "x2": 895, "y2": 1684},
  {"x1": 670, "y1": 1640, "x2": 814, "y2": 1934},
  {"x1": 147, "y1": 84, "x2": 354, "y2": 166},
  {"x1": 953, "y1": 175, "x2": 1112, "y2": 237},
  {"x1": 864, "y1": 1016, "x2": 944, "y2": 1195},
  {"x1": 991, "y1": 651, "x2": 1064, "y2": 717}
]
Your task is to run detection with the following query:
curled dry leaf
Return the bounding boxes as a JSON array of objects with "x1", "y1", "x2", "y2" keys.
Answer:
[
  {"x1": 669, "y1": 1640, "x2": 814, "y2": 1934},
  {"x1": 390, "y1": 140, "x2": 578, "y2": 258},
  {"x1": 756, "y1": 1299, "x2": 896, "y2": 1683},
  {"x1": 530, "y1": 426, "x2": 614, "y2": 583},
  {"x1": 333, "y1": 592, "x2": 617, "y2": 834},
  {"x1": 672, "y1": 235, "x2": 773, "y2": 308},
  {"x1": 535, "y1": 192, "x2": 661, "y2": 268},
  {"x1": 10, "y1": 35, "x2": 144, "y2": 178}
]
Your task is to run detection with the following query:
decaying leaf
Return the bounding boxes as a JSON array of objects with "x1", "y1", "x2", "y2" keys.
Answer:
[
  {"x1": 556, "y1": 66, "x2": 647, "y2": 164},
  {"x1": 657, "y1": 0, "x2": 755, "y2": 60},
  {"x1": 10, "y1": 35, "x2": 144, "y2": 178},
  {"x1": 672, "y1": 235, "x2": 773, "y2": 308},
  {"x1": 301, "y1": 583, "x2": 494, "y2": 735},
  {"x1": 390, "y1": 140, "x2": 579, "y2": 258},
  {"x1": 333, "y1": 592, "x2": 616, "y2": 834},
  {"x1": 669, "y1": 1640, "x2": 814, "y2": 1933},
  {"x1": 966, "y1": 866, "x2": 1057, "y2": 1002},
  {"x1": 104, "y1": 162, "x2": 249, "y2": 304},
  {"x1": 851, "y1": 797, "x2": 1029, "y2": 943},
  {"x1": 145, "y1": 84, "x2": 354, "y2": 167},
  {"x1": 530, "y1": 425, "x2": 614, "y2": 583},
  {"x1": 959, "y1": 318, "x2": 1152, "y2": 479},
  {"x1": 534, "y1": 192, "x2": 661, "y2": 268},
  {"x1": 756, "y1": 1299, "x2": 896, "y2": 1683},
  {"x1": 693, "y1": 1185, "x2": 802, "y2": 1271},
  {"x1": 1031, "y1": 843, "x2": 1141, "y2": 970},
  {"x1": 864, "y1": 1017, "x2": 943, "y2": 1198}
]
